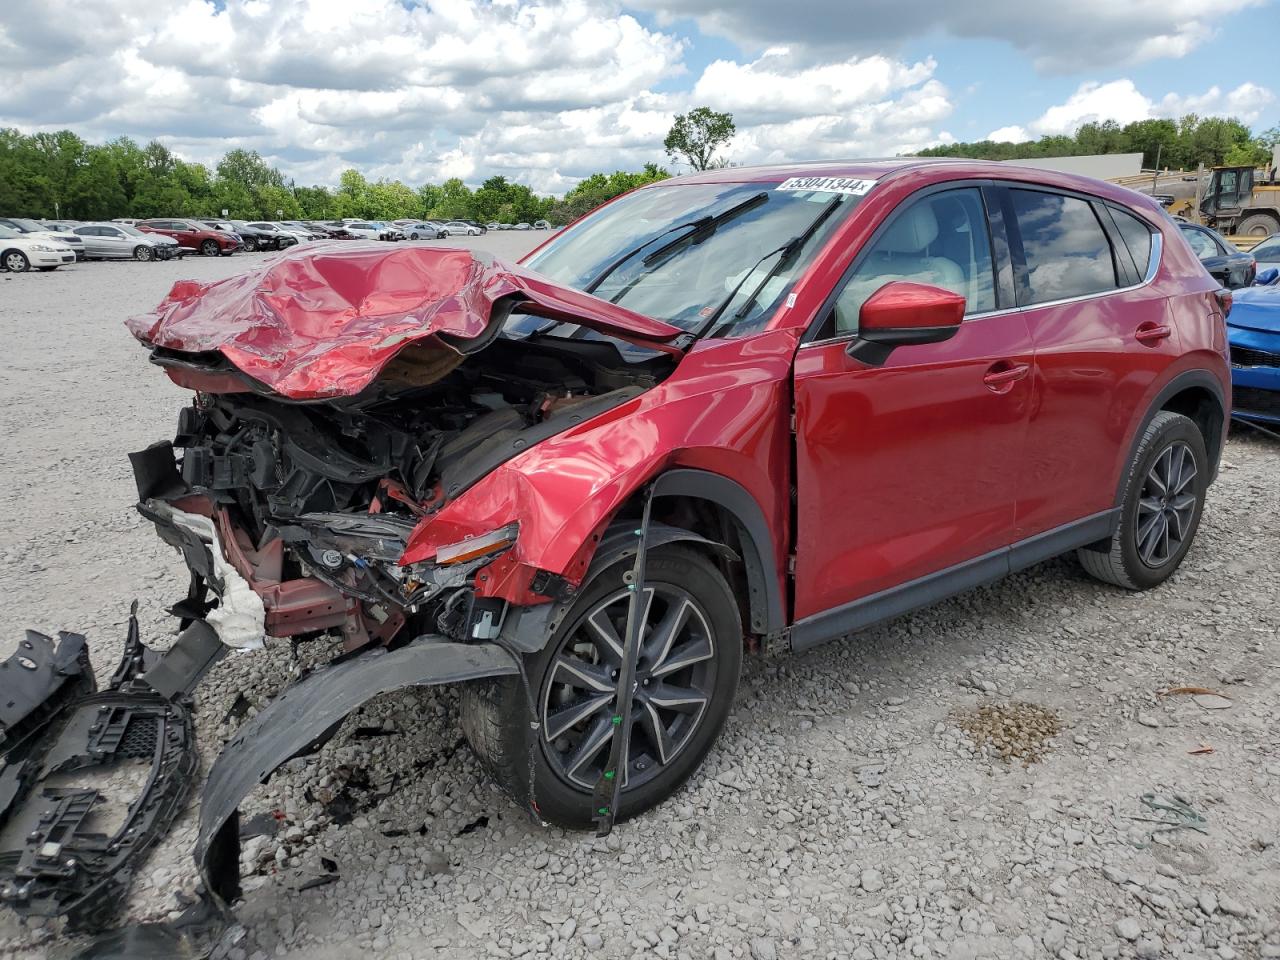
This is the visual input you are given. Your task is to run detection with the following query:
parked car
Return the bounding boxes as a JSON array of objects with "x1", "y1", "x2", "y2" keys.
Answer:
[
  {"x1": 0, "y1": 217, "x2": 86, "y2": 260},
  {"x1": 306, "y1": 223, "x2": 358, "y2": 239},
  {"x1": 485, "y1": 221, "x2": 500, "y2": 231},
  {"x1": 240, "y1": 222, "x2": 306, "y2": 246},
  {"x1": 0, "y1": 225, "x2": 76, "y2": 271},
  {"x1": 40, "y1": 220, "x2": 81, "y2": 233},
  {"x1": 339, "y1": 220, "x2": 384, "y2": 240},
  {"x1": 127, "y1": 159, "x2": 1229, "y2": 832},
  {"x1": 1247, "y1": 233, "x2": 1280, "y2": 275},
  {"x1": 403, "y1": 222, "x2": 444, "y2": 240},
  {"x1": 1178, "y1": 222, "x2": 1255, "y2": 288},
  {"x1": 73, "y1": 222, "x2": 178, "y2": 261},
  {"x1": 513, "y1": 221, "x2": 532, "y2": 230},
  {"x1": 223, "y1": 220, "x2": 295, "y2": 252},
  {"x1": 279, "y1": 221, "x2": 330, "y2": 241},
  {"x1": 371, "y1": 221, "x2": 403, "y2": 241},
  {"x1": 441, "y1": 220, "x2": 481, "y2": 237},
  {"x1": 533, "y1": 219, "x2": 551, "y2": 230},
  {"x1": 1226, "y1": 275, "x2": 1280, "y2": 423},
  {"x1": 138, "y1": 218, "x2": 240, "y2": 256}
]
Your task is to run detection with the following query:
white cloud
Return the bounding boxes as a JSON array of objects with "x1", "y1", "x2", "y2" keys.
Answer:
[
  {"x1": 0, "y1": 0, "x2": 963, "y2": 195},
  {"x1": 987, "y1": 125, "x2": 1030, "y2": 143},
  {"x1": 629, "y1": 0, "x2": 1266, "y2": 72},
  {"x1": 1019, "y1": 79, "x2": 1277, "y2": 139}
]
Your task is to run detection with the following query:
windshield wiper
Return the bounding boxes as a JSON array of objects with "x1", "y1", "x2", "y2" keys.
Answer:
[
  {"x1": 583, "y1": 191, "x2": 769, "y2": 295},
  {"x1": 687, "y1": 194, "x2": 845, "y2": 342}
]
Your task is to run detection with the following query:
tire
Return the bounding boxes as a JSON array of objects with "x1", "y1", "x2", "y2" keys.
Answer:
[
  {"x1": 409, "y1": 232, "x2": 420, "y2": 240},
  {"x1": 242, "y1": 237, "x2": 258, "y2": 252},
  {"x1": 1237, "y1": 213, "x2": 1279, "y2": 238},
  {"x1": 460, "y1": 544, "x2": 742, "y2": 829},
  {"x1": 200, "y1": 239, "x2": 220, "y2": 257},
  {"x1": 133, "y1": 244, "x2": 154, "y2": 262},
  {"x1": 1077, "y1": 410, "x2": 1208, "y2": 590},
  {"x1": 3, "y1": 250, "x2": 30, "y2": 272}
]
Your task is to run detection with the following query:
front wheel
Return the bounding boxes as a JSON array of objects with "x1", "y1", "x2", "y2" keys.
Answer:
[
  {"x1": 460, "y1": 544, "x2": 742, "y2": 829},
  {"x1": 1078, "y1": 410, "x2": 1208, "y2": 590},
  {"x1": 242, "y1": 237, "x2": 258, "y2": 252},
  {"x1": 200, "y1": 239, "x2": 220, "y2": 257},
  {"x1": 133, "y1": 244, "x2": 154, "y2": 262},
  {"x1": 3, "y1": 250, "x2": 30, "y2": 272}
]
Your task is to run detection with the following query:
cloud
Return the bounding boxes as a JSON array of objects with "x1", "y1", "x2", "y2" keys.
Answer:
[
  {"x1": 1019, "y1": 79, "x2": 1277, "y2": 138},
  {"x1": 630, "y1": 0, "x2": 1265, "y2": 72},
  {"x1": 987, "y1": 125, "x2": 1030, "y2": 143},
  {"x1": 0, "y1": 0, "x2": 961, "y2": 195}
]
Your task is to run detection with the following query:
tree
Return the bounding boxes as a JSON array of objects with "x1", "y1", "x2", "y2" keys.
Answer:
[{"x1": 664, "y1": 107, "x2": 735, "y2": 171}]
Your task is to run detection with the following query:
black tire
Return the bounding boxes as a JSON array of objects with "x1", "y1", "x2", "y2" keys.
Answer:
[
  {"x1": 1237, "y1": 213, "x2": 1279, "y2": 238},
  {"x1": 200, "y1": 239, "x2": 220, "y2": 257},
  {"x1": 3, "y1": 249, "x2": 29, "y2": 273},
  {"x1": 460, "y1": 544, "x2": 742, "y2": 829},
  {"x1": 1078, "y1": 410, "x2": 1208, "y2": 590},
  {"x1": 409, "y1": 232, "x2": 420, "y2": 240},
  {"x1": 133, "y1": 244, "x2": 154, "y2": 262},
  {"x1": 242, "y1": 237, "x2": 259, "y2": 252}
]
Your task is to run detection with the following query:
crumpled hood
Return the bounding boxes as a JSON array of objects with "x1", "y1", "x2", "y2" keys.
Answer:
[
  {"x1": 1228, "y1": 284, "x2": 1280, "y2": 335},
  {"x1": 127, "y1": 243, "x2": 683, "y2": 400}
]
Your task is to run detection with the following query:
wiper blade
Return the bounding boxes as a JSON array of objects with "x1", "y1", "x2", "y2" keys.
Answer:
[
  {"x1": 690, "y1": 194, "x2": 844, "y2": 341},
  {"x1": 583, "y1": 191, "x2": 769, "y2": 295}
]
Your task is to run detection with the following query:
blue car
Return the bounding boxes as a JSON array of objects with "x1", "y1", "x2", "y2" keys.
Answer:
[{"x1": 1228, "y1": 268, "x2": 1280, "y2": 424}]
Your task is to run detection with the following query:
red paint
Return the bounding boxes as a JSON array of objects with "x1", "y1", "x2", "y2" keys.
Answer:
[
  {"x1": 150, "y1": 158, "x2": 1230, "y2": 641},
  {"x1": 138, "y1": 219, "x2": 239, "y2": 253},
  {"x1": 859, "y1": 281, "x2": 966, "y2": 332},
  {"x1": 127, "y1": 245, "x2": 684, "y2": 400}
]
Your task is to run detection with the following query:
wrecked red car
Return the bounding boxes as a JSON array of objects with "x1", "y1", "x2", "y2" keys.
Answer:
[{"x1": 1, "y1": 159, "x2": 1230, "y2": 942}]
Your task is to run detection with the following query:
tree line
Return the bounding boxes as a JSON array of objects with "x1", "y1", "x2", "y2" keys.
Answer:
[
  {"x1": 0, "y1": 128, "x2": 674, "y2": 224},
  {"x1": 919, "y1": 115, "x2": 1278, "y2": 170}
]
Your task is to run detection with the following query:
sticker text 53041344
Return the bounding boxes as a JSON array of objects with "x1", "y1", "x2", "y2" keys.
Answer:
[{"x1": 775, "y1": 176, "x2": 877, "y2": 196}]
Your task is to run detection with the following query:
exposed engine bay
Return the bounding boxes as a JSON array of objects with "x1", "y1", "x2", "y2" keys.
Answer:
[{"x1": 142, "y1": 330, "x2": 670, "y2": 651}]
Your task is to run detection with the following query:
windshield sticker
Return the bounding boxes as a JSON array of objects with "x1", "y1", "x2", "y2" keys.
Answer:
[{"x1": 775, "y1": 176, "x2": 877, "y2": 196}]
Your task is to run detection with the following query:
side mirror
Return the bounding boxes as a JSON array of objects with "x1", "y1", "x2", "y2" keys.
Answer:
[{"x1": 847, "y1": 281, "x2": 966, "y2": 363}]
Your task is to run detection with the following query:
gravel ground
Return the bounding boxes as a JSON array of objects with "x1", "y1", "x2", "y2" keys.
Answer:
[{"x1": 1, "y1": 237, "x2": 1277, "y2": 960}]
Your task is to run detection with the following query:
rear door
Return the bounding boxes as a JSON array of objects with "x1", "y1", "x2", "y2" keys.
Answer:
[
  {"x1": 73, "y1": 227, "x2": 107, "y2": 257},
  {"x1": 1003, "y1": 186, "x2": 1177, "y2": 537},
  {"x1": 100, "y1": 226, "x2": 133, "y2": 257},
  {"x1": 791, "y1": 184, "x2": 1032, "y2": 622}
]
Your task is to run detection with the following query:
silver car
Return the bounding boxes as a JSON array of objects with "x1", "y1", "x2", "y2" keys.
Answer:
[{"x1": 73, "y1": 222, "x2": 176, "y2": 261}]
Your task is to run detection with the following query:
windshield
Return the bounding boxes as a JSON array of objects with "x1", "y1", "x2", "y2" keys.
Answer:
[
  {"x1": 9, "y1": 218, "x2": 46, "y2": 233},
  {"x1": 0, "y1": 226, "x2": 18, "y2": 239},
  {"x1": 524, "y1": 181, "x2": 862, "y2": 337}
]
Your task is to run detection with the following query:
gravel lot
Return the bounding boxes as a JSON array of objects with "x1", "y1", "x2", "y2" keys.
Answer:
[{"x1": 1, "y1": 237, "x2": 1277, "y2": 960}]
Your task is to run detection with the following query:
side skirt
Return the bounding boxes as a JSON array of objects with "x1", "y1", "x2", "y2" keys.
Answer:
[{"x1": 789, "y1": 509, "x2": 1119, "y2": 654}]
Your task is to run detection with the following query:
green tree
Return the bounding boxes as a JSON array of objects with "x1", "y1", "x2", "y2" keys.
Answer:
[
  {"x1": 664, "y1": 107, "x2": 735, "y2": 171},
  {"x1": 335, "y1": 168, "x2": 370, "y2": 218}
]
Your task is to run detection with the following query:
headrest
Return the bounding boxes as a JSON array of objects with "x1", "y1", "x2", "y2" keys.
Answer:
[{"x1": 878, "y1": 204, "x2": 939, "y2": 254}]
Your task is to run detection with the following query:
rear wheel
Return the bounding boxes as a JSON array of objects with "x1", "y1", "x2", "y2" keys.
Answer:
[
  {"x1": 1238, "y1": 213, "x2": 1279, "y2": 238},
  {"x1": 3, "y1": 250, "x2": 30, "y2": 272},
  {"x1": 460, "y1": 545, "x2": 742, "y2": 829},
  {"x1": 200, "y1": 239, "x2": 219, "y2": 257},
  {"x1": 242, "y1": 237, "x2": 259, "y2": 252},
  {"x1": 1078, "y1": 411, "x2": 1208, "y2": 590},
  {"x1": 133, "y1": 244, "x2": 153, "y2": 262}
]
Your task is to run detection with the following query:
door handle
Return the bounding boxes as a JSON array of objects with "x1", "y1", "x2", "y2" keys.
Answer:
[
  {"x1": 983, "y1": 361, "x2": 1030, "y2": 392},
  {"x1": 1135, "y1": 322, "x2": 1172, "y2": 345}
]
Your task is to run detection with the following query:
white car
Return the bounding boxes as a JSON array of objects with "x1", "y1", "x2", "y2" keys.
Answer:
[
  {"x1": 340, "y1": 220, "x2": 383, "y2": 240},
  {"x1": 73, "y1": 222, "x2": 176, "y2": 261},
  {"x1": 0, "y1": 217, "x2": 86, "y2": 259},
  {"x1": 441, "y1": 220, "x2": 481, "y2": 237},
  {"x1": 0, "y1": 225, "x2": 77, "y2": 271}
]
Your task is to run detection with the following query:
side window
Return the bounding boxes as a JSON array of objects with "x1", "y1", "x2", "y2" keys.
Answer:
[
  {"x1": 1181, "y1": 228, "x2": 1217, "y2": 259},
  {"x1": 1108, "y1": 207, "x2": 1154, "y2": 279},
  {"x1": 825, "y1": 188, "x2": 997, "y2": 336},
  {"x1": 1011, "y1": 189, "x2": 1118, "y2": 304}
]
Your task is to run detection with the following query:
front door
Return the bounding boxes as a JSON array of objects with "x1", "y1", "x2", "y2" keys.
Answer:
[{"x1": 791, "y1": 186, "x2": 1032, "y2": 621}]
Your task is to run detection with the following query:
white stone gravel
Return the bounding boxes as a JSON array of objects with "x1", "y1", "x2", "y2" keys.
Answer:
[{"x1": 1, "y1": 236, "x2": 1277, "y2": 959}]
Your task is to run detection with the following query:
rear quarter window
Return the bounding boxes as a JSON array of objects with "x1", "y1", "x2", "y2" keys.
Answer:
[
  {"x1": 1107, "y1": 207, "x2": 1155, "y2": 280},
  {"x1": 1011, "y1": 189, "x2": 1118, "y2": 305}
]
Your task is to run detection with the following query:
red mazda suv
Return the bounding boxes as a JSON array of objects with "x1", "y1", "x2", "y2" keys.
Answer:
[{"x1": 127, "y1": 159, "x2": 1228, "y2": 850}]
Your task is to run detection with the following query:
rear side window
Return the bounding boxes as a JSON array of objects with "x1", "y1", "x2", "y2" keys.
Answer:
[
  {"x1": 1108, "y1": 207, "x2": 1154, "y2": 279},
  {"x1": 1011, "y1": 189, "x2": 1118, "y2": 305},
  {"x1": 1180, "y1": 226, "x2": 1219, "y2": 259}
]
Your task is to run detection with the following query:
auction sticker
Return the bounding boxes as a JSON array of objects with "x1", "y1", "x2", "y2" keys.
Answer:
[{"x1": 775, "y1": 176, "x2": 877, "y2": 196}]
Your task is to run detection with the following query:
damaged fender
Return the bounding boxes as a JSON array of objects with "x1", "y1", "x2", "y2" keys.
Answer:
[{"x1": 195, "y1": 638, "x2": 519, "y2": 907}]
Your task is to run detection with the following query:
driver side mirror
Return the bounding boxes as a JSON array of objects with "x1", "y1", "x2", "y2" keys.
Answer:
[{"x1": 846, "y1": 281, "x2": 966, "y2": 364}]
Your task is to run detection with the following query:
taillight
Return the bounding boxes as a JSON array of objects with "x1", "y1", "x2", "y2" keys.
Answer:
[{"x1": 1214, "y1": 288, "x2": 1232, "y2": 319}]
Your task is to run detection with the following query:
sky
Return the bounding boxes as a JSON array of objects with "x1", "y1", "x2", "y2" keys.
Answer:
[{"x1": 1, "y1": 0, "x2": 1276, "y2": 196}]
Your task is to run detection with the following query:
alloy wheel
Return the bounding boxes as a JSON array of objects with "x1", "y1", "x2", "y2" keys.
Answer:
[
  {"x1": 1134, "y1": 440, "x2": 1198, "y2": 568},
  {"x1": 134, "y1": 245, "x2": 153, "y2": 262},
  {"x1": 4, "y1": 252, "x2": 28, "y2": 272},
  {"x1": 540, "y1": 584, "x2": 718, "y2": 791}
]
